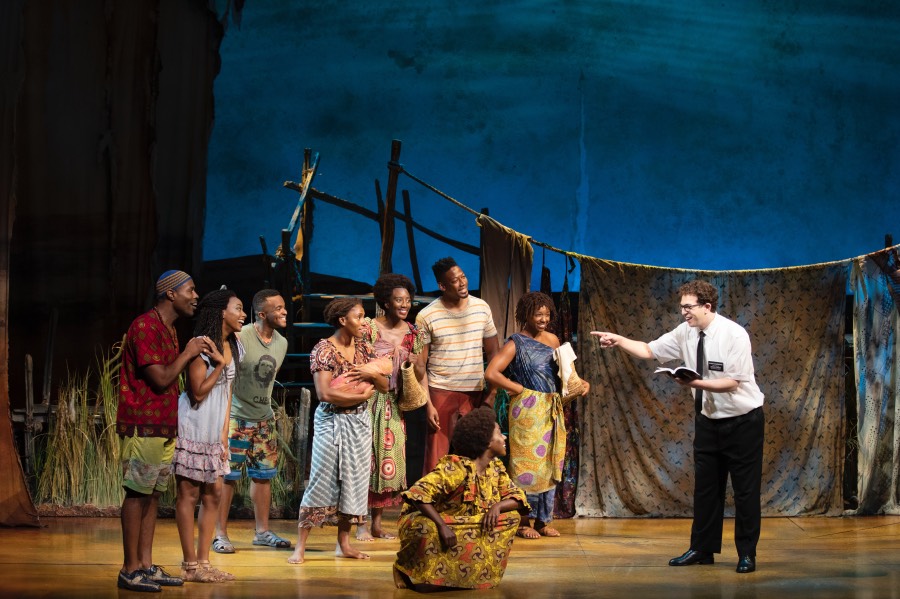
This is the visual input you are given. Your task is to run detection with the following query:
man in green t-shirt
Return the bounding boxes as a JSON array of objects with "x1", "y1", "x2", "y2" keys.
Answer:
[{"x1": 213, "y1": 289, "x2": 290, "y2": 552}]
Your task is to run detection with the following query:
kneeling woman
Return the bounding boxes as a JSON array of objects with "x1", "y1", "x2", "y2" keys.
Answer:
[
  {"x1": 394, "y1": 407, "x2": 529, "y2": 590},
  {"x1": 288, "y1": 298, "x2": 389, "y2": 564}
]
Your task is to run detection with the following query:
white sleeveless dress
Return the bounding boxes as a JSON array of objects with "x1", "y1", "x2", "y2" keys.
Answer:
[{"x1": 173, "y1": 349, "x2": 238, "y2": 483}]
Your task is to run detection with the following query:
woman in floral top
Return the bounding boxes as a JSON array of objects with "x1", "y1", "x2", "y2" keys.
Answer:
[
  {"x1": 287, "y1": 298, "x2": 388, "y2": 564},
  {"x1": 393, "y1": 407, "x2": 529, "y2": 590}
]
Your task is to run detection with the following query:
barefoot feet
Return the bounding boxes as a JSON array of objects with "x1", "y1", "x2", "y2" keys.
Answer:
[
  {"x1": 393, "y1": 566, "x2": 412, "y2": 589},
  {"x1": 370, "y1": 526, "x2": 396, "y2": 540},
  {"x1": 356, "y1": 525, "x2": 375, "y2": 542},
  {"x1": 335, "y1": 542, "x2": 370, "y2": 560}
]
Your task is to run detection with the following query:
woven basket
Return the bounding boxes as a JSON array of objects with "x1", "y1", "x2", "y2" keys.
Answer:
[
  {"x1": 398, "y1": 360, "x2": 428, "y2": 411},
  {"x1": 561, "y1": 369, "x2": 585, "y2": 406}
]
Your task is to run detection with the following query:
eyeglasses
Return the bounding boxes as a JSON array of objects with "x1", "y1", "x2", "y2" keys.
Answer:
[{"x1": 679, "y1": 303, "x2": 705, "y2": 312}]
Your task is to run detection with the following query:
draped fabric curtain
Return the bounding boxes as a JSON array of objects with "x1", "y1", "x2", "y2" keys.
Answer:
[
  {"x1": 851, "y1": 246, "x2": 900, "y2": 515},
  {"x1": 551, "y1": 268, "x2": 580, "y2": 518},
  {"x1": 575, "y1": 257, "x2": 848, "y2": 517},
  {"x1": 477, "y1": 214, "x2": 533, "y2": 342}
]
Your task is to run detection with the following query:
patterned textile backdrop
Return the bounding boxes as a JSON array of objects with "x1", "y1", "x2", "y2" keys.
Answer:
[
  {"x1": 549, "y1": 268, "x2": 579, "y2": 519},
  {"x1": 575, "y1": 257, "x2": 848, "y2": 517},
  {"x1": 851, "y1": 247, "x2": 900, "y2": 515}
]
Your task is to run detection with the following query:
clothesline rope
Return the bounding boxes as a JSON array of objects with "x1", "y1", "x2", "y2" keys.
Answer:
[
  {"x1": 400, "y1": 166, "x2": 572, "y2": 257},
  {"x1": 398, "y1": 166, "x2": 899, "y2": 274},
  {"x1": 399, "y1": 167, "x2": 482, "y2": 217}
]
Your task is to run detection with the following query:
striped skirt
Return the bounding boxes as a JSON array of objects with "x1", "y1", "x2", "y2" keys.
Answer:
[{"x1": 298, "y1": 404, "x2": 372, "y2": 527}]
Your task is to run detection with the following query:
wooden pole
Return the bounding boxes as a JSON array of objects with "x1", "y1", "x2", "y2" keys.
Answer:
[
  {"x1": 259, "y1": 236, "x2": 272, "y2": 288},
  {"x1": 374, "y1": 179, "x2": 384, "y2": 239},
  {"x1": 379, "y1": 140, "x2": 403, "y2": 275},
  {"x1": 403, "y1": 190, "x2": 423, "y2": 293},
  {"x1": 280, "y1": 228, "x2": 294, "y2": 353},
  {"x1": 294, "y1": 387, "x2": 311, "y2": 493},
  {"x1": 23, "y1": 355, "x2": 33, "y2": 478}
]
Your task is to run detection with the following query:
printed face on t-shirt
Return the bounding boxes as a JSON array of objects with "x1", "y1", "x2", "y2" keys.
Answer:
[{"x1": 254, "y1": 355, "x2": 277, "y2": 385}]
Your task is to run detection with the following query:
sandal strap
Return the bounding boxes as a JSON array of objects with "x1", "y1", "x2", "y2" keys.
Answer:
[
  {"x1": 199, "y1": 560, "x2": 235, "y2": 582},
  {"x1": 253, "y1": 529, "x2": 291, "y2": 547},
  {"x1": 181, "y1": 561, "x2": 220, "y2": 583},
  {"x1": 212, "y1": 535, "x2": 235, "y2": 553}
]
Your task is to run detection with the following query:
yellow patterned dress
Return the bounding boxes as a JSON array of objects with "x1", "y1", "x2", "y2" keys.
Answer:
[{"x1": 394, "y1": 455, "x2": 528, "y2": 589}]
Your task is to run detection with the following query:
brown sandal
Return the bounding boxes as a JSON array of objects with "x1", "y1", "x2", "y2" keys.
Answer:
[
  {"x1": 181, "y1": 561, "x2": 220, "y2": 583},
  {"x1": 516, "y1": 526, "x2": 541, "y2": 539},
  {"x1": 198, "y1": 560, "x2": 235, "y2": 582}
]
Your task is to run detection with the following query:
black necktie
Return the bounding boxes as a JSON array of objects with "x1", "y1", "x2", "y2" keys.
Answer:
[{"x1": 694, "y1": 331, "x2": 705, "y2": 415}]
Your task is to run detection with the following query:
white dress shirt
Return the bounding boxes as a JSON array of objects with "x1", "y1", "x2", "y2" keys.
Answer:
[{"x1": 648, "y1": 313, "x2": 764, "y2": 418}]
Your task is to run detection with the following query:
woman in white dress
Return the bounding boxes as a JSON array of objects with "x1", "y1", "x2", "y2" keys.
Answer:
[{"x1": 173, "y1": 288, "x2": 245, "y2": 583}]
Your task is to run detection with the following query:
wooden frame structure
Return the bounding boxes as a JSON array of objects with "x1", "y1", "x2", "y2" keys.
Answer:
[{"x1": 278, "y1": 140, "x2": 486, "y2": 362}]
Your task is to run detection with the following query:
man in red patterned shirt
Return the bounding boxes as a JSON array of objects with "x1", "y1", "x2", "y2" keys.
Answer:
[{"x1": 116, "y1": 270, "x2": 211, "y2": 592}]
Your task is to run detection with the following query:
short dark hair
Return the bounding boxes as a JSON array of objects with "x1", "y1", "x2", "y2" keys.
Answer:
[
  {"x1": 252, "y1": 289, "x2": 282, "y2": 316},
  {"x1": 431, "y1": 257, "x2": 458, "y2": 283},
  {"x1": 678, "y1": 280, "x2": 718, "y2": 313},
  {"x1": 373, "y1": 273, "x2": 416, "y2": 310},
  {"x1": 515, "y1": 292, "x2": 556, "y2": 328},
  {"x1": 323, "y1": 297, "x2": 363, "y2": 327},
  {"x1": 450, "y1": 407, "x2": 497, "y2": 459}
]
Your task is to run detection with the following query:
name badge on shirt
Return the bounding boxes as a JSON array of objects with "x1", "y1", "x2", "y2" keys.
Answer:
[{"x1": 708, "y1": 361, "x2": 724, "y2": 372}]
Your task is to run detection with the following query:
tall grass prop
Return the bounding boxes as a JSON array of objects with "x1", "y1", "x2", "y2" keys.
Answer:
[
  {"x1": 89, "y1": 340, "x2": 125, "y2": 506},
  {"x1": 36, "y1": 371, "x2": 89, "y2": 506},
  {"x1": 35, "y1": 340, "x2": 130, "y2": 508},
  {"x1": 272, "y1": 402, "x2": 301, "y2": 511}
]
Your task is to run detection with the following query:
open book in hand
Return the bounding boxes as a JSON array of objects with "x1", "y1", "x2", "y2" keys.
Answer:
[{"x1": 655, "y1": 366, "x2": 701, "y2": 381}]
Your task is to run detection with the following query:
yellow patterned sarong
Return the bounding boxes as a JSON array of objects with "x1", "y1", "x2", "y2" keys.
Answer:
[{"x1": 508, "y1": 387, "x2": 566, "y2": 494}]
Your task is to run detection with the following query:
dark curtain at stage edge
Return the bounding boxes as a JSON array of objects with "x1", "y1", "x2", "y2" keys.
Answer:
[
  {"x1": 575, "y1": 258, "x2": 847, "y2": 517},
  {"x1": 0, "y1": 0, "x2": 39, "y2": 527},
  {"x1": 2, "y1": 0, "x2": 224, "y2": 524},
  {"x1": 851, "y1": 246, "x2": 900, "y2": 515}
]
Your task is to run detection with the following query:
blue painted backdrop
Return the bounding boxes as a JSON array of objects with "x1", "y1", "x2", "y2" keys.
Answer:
[{"x1": 206, "y1": 1, "x2": 899, "y2": 291}]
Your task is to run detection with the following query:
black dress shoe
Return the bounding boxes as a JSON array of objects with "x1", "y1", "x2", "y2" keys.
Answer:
[
  {"x1": 668, "y1": 549, "x2": 715, "y2": 566},
  {"x1": 736, "y1": 555, "x2": 756, "y2": 573}
]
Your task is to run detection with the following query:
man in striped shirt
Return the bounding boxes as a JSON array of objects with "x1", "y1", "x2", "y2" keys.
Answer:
[{"x1": 416, "y1": 257, "x2": 499, "y2": 473}]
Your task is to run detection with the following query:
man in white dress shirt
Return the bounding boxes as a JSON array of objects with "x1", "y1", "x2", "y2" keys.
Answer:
[{"x1": 591, "y1": 280, "x2": 764, "y2": 574}]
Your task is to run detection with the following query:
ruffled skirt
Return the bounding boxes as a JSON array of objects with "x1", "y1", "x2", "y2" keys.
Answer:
[{"x1": 173, "y1": 437, "x2": 230, "y2": 483}]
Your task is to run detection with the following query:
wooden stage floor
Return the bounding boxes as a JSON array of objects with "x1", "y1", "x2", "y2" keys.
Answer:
[{"x1": 2, "y1": 513, "x2": 898, "y2": 598}]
